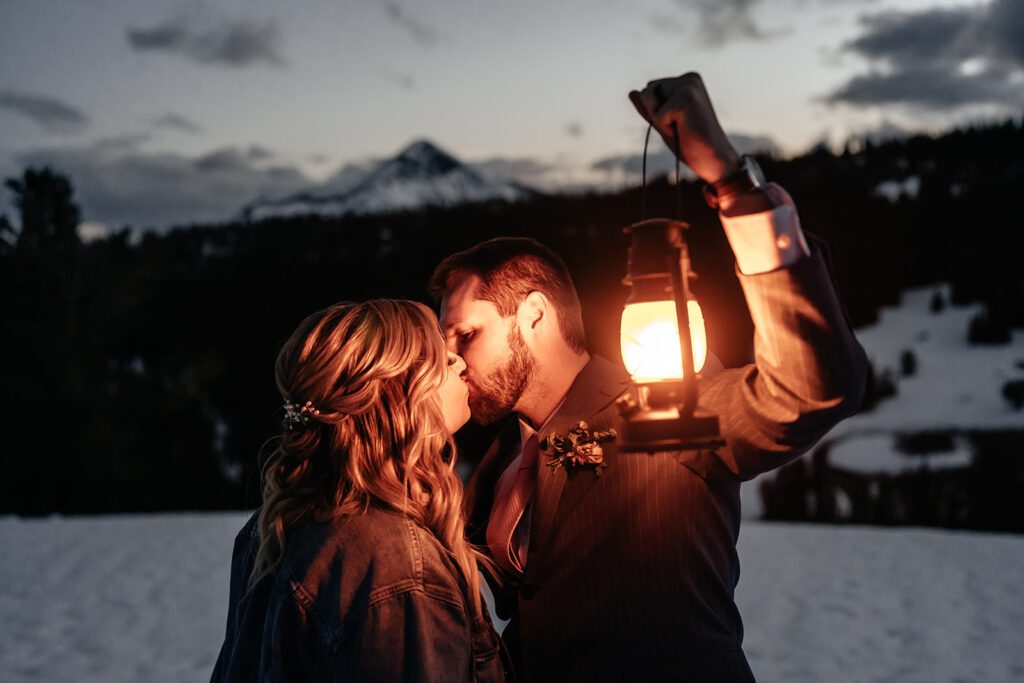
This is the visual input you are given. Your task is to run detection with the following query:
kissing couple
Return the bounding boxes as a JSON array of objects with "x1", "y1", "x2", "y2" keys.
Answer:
[{"x1": 211, "y1": 71, "x2": 867, "y2": 682}]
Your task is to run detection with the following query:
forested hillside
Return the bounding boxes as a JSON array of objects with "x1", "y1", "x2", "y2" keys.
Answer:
[{"x1": 2, "y1": 119, "x2": 1021, "y2": 514}]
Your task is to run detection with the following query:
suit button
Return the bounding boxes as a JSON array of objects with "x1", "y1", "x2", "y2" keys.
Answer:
[{"x1": 520, "y1": 583, "x2": 538, "y2": 600}]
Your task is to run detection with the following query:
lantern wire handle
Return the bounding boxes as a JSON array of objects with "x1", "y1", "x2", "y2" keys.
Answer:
[
  {"x1": 673, "y1": 121, "x2": 683, "y2": 220},
  {"x1": 640, "y1": 121, "x2": 686, "y2": 221},
  {"x1": 640, "y1": 123, "x2": 653, "y2": 219}
]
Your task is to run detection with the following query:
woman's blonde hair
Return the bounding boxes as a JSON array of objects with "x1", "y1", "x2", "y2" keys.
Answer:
[{"x1": 252, "y1": 299, "x2": 487, "y2": 614}]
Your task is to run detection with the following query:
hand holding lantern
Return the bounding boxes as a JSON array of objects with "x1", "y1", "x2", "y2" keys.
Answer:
[{"x1": 628, "y1": 72, "x2": 740, "y2": 185}]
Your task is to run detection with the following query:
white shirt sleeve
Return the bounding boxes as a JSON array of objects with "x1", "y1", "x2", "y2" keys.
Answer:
[{"x1": 719, "y1": 183, "x2": 811, "y2": 275}]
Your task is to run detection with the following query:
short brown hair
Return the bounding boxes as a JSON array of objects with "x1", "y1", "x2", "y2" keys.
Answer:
[{"x1": 429, "y1": 237, "x2": 587, "y2": 354}]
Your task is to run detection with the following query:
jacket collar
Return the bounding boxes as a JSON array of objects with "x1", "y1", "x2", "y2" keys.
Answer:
[
  {"x1": 465, "y1": 355, "x2": 632, "y2": 562},
  {"x1": 526, "y1": 355, "x2": 631, "y2": 575}
]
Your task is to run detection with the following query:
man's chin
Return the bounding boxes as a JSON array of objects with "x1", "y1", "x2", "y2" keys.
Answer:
[{"x1": 468, "y1": 398, "x2": 513, "y2": 426}]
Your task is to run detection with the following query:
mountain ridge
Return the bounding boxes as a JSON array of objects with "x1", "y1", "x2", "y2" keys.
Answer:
[{"x1": 243, "y1": 139, "x2": 534, "y2": 221}]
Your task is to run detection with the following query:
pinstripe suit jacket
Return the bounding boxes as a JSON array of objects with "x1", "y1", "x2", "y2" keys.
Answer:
[{"x1": 465, "y1": 244, "x2": 868, "y2": 682}]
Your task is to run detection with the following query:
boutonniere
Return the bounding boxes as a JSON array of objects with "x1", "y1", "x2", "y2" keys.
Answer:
[{"x1": 542, "y1": 421, "x2": 617, "y2": 477}]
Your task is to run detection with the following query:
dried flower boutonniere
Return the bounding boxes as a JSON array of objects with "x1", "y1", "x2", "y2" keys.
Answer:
[{"x1": 542, "y1": 421, "x2": 617, "y2": 476}]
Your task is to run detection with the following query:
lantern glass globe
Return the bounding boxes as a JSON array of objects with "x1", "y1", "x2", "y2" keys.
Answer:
[{"x1": 620, "y1": 299, "x2": 707, "y2": 382}]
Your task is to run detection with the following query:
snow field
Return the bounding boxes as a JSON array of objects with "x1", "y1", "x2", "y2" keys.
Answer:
[{"x1": 2, "y1": 513, "x2": 1022, "y2": 682}]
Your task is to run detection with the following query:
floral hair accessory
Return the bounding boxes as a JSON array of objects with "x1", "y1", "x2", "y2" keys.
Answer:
[
  {"x1": 283, "y1": 400, "x2": 320, "y2": 430},
  {"x1": 542, "y1": 420, "x2": 617, "y2": 477}
]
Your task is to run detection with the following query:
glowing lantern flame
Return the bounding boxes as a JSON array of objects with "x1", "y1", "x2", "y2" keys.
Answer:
[{"x1": 620, "y1": 299, "x2": 707, "y2": 383}]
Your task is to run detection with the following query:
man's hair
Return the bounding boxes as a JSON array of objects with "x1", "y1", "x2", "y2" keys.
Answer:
[{"x1": 429, "y1": 237, "x2": 588, "y2": 354}]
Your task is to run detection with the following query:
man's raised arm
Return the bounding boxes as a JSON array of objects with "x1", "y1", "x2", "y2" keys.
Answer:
[{"x1": 630, "y1": 72, "x2": 868, "y2": 479}]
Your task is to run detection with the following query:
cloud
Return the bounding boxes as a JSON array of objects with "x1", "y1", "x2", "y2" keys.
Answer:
[
  {"x1": 154, "y1": 112, "x2": 201, "y2": 133},
  {"x1": 843, "y1": 6, "x2": 974, "y2": 68},
  {"x1": 591, "y1": 147, "x2": 695, "y2": 183},
  {"x1": 379, "y1": 2, "x2": 439, "y2": 48},
  {"x1": 654, "y1": 0, "x2": 876, "y2": 47},
  {"x1": 990, "y1": 0, "x2": 1024, "y2": 65},
  {"x1": 827, "y1": 64, "x2": 1023, "y2": 109},
  {"x1": 245, "y1": 145, "x2": 274, "y2": 161},
  {"x1": 666, "y1": 0, "x2": 780, "y2": 46},
  {"x1": 826, "y1": 0, "x2": 1024, "y2": 111},
  {"x1": 471, "y1": 157, "x2": 556, "y2": 185},
  {"x1": 0, "y1": 90, "x2": 88, "y2": 134},
  {"x1": 383, "y1": 69, "x2": 416, "y2": 90},
  {"x1": 728, "y1": 132, "x2": 781, "y2": 156},
  {"x1": 591, "y1": 130, "x2": 779, "y2": 182},
  {"x1": 13, "y1": 142, "x2": 310, "y2": 231},
  {"x1": 853, "y1": 119, "x2": 911, "y2": 145},
  {"x1": 126, "y1": 9, "x2": 284, "y2": 67},
  {"x1": 90, "y1": 133, "x2": 152, "y2": 151}
]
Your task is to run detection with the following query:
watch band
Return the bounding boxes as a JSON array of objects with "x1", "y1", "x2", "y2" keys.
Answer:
[{"x1": 702, "y1": 155, "x2": 765, "y2": 209}]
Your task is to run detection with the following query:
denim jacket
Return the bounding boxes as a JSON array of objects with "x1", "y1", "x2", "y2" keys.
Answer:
[{"x1": 211, "y1": 507, "x2": 508, "y2": 682}]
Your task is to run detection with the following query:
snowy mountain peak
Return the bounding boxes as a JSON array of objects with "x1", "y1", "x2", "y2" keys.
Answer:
[
  {"x1": 244, "y1": 140, "x2": 531, "y2": 221},
  {"x1": 353, "y1": 139, "x2": 478, "y2": 190},
  {"x1": 394, "y1": 139, "x2": 461, "y2": 173}
]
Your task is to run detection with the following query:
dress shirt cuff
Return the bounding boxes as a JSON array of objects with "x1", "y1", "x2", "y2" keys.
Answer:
[{"x1": 719, "y1": 183, "x2": 810, "y2": 275}]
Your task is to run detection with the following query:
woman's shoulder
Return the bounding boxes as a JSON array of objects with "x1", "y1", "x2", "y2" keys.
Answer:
[{"x1": 283, "y1": 507, "x2": 465, "y2": 616}]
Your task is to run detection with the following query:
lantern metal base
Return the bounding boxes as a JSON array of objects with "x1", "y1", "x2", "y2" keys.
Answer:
[{"x1": 618, "y1": 407, "x2": 725, "y2": 453}]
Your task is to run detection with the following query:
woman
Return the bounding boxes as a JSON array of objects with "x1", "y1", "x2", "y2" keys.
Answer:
[{"x1": 211, "y1": 300, "x2": 507, "y2": 682}]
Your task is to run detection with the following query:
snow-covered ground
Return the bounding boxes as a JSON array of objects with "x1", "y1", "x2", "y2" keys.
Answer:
[
  {"x1": 832, "y1": 284, "x2": 1024, "y2": 435},
  {"x1": 741, "y1": 284, "x2": 1024, "y2": 517},
  {"x1": 2, "y1": 512, "x2": 1022, "y2": 682}
]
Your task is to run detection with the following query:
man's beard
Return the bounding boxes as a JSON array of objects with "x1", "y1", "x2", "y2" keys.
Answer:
[{"x1": 468, "y1": 325, "x2": 536, "y2": 425}]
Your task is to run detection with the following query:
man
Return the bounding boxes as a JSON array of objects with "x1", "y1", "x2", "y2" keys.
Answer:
[{"x1": 430, "y1": 72, "x2": 867, "y2": 682}]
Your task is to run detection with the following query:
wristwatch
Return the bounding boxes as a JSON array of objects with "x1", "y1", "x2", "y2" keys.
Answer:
[{"x1": 702, "y1": 154, "x2": 766, "y2": 209}]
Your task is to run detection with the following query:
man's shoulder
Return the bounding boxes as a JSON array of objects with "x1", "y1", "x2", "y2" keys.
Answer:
[{"x1": 573, "y1": 354, "x2": 632, "y2": 396}]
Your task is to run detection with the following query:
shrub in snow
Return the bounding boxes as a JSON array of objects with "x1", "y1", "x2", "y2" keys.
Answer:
[
  {"x1": 895, "y1": 431, "x2": 955, "y2": 455},
  {"x1": 860, "y1": 362, "x2": 897, "y2": 411},
  {"x1": 968, "y1": 307, "x2": 1011, "y2": 345},
  {"x1": 900, "y1": 349, "x2": 917, "y2": 377},
  {"x1": 1002, "y1": 380, "x2": 1024, "y2": 410}
]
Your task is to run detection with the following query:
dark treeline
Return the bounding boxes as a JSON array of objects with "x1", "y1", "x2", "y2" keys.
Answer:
[{"x1": 2, "y1": 119, "x2": 1022, "y2": 515}]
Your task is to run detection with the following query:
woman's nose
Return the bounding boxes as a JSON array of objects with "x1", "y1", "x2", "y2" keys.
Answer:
[{"x1": 453, "y1": 354, "x2": 467, "y2": 375}]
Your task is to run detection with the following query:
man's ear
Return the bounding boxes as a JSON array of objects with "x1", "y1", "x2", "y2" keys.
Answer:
[{"x1": 518, "y1": 291, "x2": 549, "y2": 334}]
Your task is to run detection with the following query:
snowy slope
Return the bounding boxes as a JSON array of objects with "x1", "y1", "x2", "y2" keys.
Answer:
[
  {"x1": 816, "y1": 285, "x2": 1024, "y2": 476},
  {"x1": 245, "y1": 140, "x2": 530, "y2": 220},
  {"x1": 2, "y1": 513, "x2": 1022, "y2": 682},
  {"x1": 834, "y1": 284, "x2": 1024, "y2": 434},
  {"x1": 741, "y1": 284, "x2": 1024, "y2": 511}
]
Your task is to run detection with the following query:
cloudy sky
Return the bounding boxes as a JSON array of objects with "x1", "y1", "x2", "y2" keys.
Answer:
[{"x1": 1, "y1": 0, "x2": 1021, "y2": 231}]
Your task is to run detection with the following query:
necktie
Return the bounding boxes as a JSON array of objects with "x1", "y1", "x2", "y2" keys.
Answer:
[{"x1": 486, "y1": 434, "x2": 540, "y2": 576}]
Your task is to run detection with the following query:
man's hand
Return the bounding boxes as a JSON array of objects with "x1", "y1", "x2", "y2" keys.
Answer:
[{"x1": 629, "y1": 72, "x2": 741, "y2": 185}]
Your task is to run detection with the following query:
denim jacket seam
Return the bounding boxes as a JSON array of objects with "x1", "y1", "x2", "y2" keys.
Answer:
[
  {"x1": 422, "y1": 583, "x2": 466, "y2": 610},
  {"x1": 281, "y1": 560, "x2": 340, "y2": 646},
  {"x1": 366, "y1": 579, "x2": 422, "y2": 606},
  {"x1": 404, "y1": 517, "x2": 424, "y2": 585}
]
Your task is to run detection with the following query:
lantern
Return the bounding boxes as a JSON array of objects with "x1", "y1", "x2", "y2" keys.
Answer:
[{"x1": 617, "y1": 219, "x2": 724, "y2": 452}]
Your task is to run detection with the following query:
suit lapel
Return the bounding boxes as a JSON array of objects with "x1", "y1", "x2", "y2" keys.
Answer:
[{"x1": 525, "y1": 356, "x2": 632, "y2": 578}]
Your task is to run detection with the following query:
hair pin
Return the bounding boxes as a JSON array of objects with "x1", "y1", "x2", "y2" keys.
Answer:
[{"x1": 283, "y1": 399, "x2": 321, "y2": 430}]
